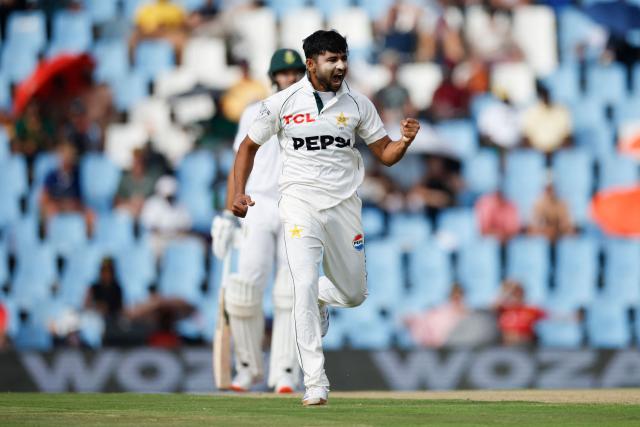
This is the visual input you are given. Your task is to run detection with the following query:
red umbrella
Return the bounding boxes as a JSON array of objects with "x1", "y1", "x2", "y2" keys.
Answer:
[
  {"x1": 13, "y1": 52, "x2": 95, "y2": 116},
  {"x1": 591, "y1": 186, "x2": 640, "y2": 237}
]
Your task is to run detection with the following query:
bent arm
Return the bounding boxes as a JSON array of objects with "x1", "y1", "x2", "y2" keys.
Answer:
[
  {"x1": 231, "y1": 136, "x2": 260, "y2": 217},
  {"x1": 367, "y1": 118, "x2": 420, "y2": 167}
]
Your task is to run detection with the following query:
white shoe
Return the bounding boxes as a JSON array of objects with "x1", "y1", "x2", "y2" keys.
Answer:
[
  {"x1": 319, "y1": 303, "x2": 329, "y2": 337},
  {"x1": 230, "y1": 366, "x2": 257, "y2": 392},
  {"x1": 302, "y1": 386, "x2": 328, "y2": 406},
  {"x1": 275, "y1": 373, "x2": 296, "y2": 394}
]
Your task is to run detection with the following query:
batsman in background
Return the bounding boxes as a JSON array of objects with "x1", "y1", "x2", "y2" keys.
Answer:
[{"x1": 211, "y1": 49, "x2": 306, "y2": 393}]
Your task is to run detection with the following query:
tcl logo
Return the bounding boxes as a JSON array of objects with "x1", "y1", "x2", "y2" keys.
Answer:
[{"x1": 283, "y1": 113, "x2": 315, "y2": 125}]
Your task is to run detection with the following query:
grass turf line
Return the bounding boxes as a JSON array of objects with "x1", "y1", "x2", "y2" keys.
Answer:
[{"x1": 1, "y1": 393, "x2": 640, "y2": 426}]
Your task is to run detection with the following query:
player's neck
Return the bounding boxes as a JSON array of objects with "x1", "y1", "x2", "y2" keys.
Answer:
[{"x1": 307, "y1": 72, "x2": 335, "y2": 93}]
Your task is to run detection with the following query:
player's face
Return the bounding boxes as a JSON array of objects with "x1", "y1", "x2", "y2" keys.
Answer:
[
  {"x1": 308, "y1": 50, "x2": 348, "y2": 92},
  {"x1": 274, "y1": 69, "x2": 304, "y2": 91}
]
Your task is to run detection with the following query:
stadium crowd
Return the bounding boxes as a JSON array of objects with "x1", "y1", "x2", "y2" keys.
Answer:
[{"x1": 0, "y1": 0, "x2": 639, "y2": 352}]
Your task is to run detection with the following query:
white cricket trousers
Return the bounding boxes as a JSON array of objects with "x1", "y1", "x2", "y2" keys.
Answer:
[{"x1": 279, "y1": 193, "x2": 368, "y2": 388}]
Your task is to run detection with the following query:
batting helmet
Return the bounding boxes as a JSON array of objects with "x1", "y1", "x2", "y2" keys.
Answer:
[{"x1": 268, "y1": 49, "x2": 306, "y2": 76}]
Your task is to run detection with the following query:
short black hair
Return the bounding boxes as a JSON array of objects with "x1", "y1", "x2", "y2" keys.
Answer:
[{"x1": 303, "y1": 30, "x2": 348, "y2": 59}]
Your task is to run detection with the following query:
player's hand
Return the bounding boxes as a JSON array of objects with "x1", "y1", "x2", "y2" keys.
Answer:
[
  {"x1": 232, "y1": 194, "x2": 255, "y2": 218},
  {"x1": 211, "y1": 210, "x2": 237, "y2": 259},
  {"x1": 400, "y1": 118, "x2": 420, "y2": 145}
]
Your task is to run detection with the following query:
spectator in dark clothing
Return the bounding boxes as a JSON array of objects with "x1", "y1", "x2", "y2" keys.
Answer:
[
  {"x1": 40, "y1": 141, "x2": 95, "y2": 231},
  {"x1": 13, "y1": 102, "x2": 56, "y2": 166},
  {"x1": 115, "y1": 148, "x2": 157, "y2": 218},
  {"x1": 428, "y1": 66, "x2": 471, "y2": 121},
  {"x1": 494, "y1": 279, "x2": 545, "y2": 346},
  {"x1": 374, "y1": 52, "x2": 416, "y2": 124},
  {"x1": 85, "y1": 258, "x2": 123, "y2": 319},
  {"x1": 63, "y1": 100, "x2": 102, "y2": 154}
]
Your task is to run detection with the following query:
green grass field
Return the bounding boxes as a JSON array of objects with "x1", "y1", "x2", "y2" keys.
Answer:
[{"x1": 1, "y1": 392, "x2": 640, "y2": 426}]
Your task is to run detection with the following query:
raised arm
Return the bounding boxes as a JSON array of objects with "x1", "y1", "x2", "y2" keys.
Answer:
[
  {"x1": 231, "y1": 136, "x2": 261, "y2": 218},
  {"x1": 367, "y1": 118, "x2": 420, "y2": 167}
]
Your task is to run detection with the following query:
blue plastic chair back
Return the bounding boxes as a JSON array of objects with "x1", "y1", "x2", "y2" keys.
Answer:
[
  {"x1": 552, "y1": 148, "x2": 593, "y2": 225},
  {"x1": 599, "y1": 155, "x2": 639, "y2": 190},
  {"x1": 80, "y1": 153, "x2": 122, "y2": 212},
  {"x1": 504, "y1": 149, "x2": 546, "y2": 224},
  {"x1": 407, "y1": 240, "x2": 452, "y2": 310},
  {"x1": 553, "y1": 235, "x2": 598, "y2": 308},
  {"x1": 177, "y1": 188, "x2": 214, "y2": 233},
  {"x1": 46, "y1": 213, "x2": 88, "y2": 257},
  {"x1": 586, "y1": 63, "x2": 627, "y2": 104},
  {"x1": 364, "y1": 239, "x2": 404, "y2": 308},
  {"x1": 115, "y1": 241, "x2": 156, "y2": 305},
  {"x1": 388, "y1": 213, "x2": 430, "y2": 250},
  {"x1": 52, "y1": 10, "x2": 92, "y2": 52},
  {"x1": 436, "y1": 208, "x2": 478, "y2": 248},
  {"x1": 463, "y1": 148, "x2": 499, "y2": 195},
  {"x1": 602, "y1": 238, "x2": 640, "y2": 305},
  {"x1": 134, "y1": 40, "x2": 176, "y2": 82},
  {"x1": 113, "y1": 71, "x2": 148, "y2": 111},
  {"x1": 362, "y1": 206, "x2": 385, "y2": 238},
  {"x1": 536, "y1": 318, "x2": 582, "y2": 348},
  {"x1": 11, "y1": 243, "x2": 57, "y2": 304},
  {"x1": 93, "y1": 211, "x2": 135, "y2": 253},
  {"x1": 177, "y1": 150, "x2": 217, "y2": 188},
  {"x1": 586, "y1": 303, "x2": 631, "y2": 348},
  {"x1": 458, "y1": 238, "x2": 501, "y2": 308},
  {"x1": 544, "y1": 62, "x2": 580, "y2": 104},
  {"x1": 434, "y1": 120, "x2": 478, "y2": 160},
  {"x1": 159, "y1": 238, "x2": 205, "y2": 303},
  {"x1": 85, "y1": 0, "x2": 119, "y2": 23},
  {"x1": 93, "y1": 40, "x2": 129, "y2": 84},
  {"x1": 7, "y1": 11, "x2": 47, "y2": 51},
  {"x1": 59, "y1": 243, "x2": 104, "y2": 308}
]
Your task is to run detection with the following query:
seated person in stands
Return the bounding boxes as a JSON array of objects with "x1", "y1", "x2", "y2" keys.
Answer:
[
  {"x1": 85, "y1": 258, "x2": 123, "y2": 321},
  {"x1": 477, "y1": 92, "x2": 521, "y2": 152},
  {"x1": 407, "y1": 155, "x2": 463, "y2": 225},
  {"x1": 427, "y1": 65, "x2": 471, "y2": 122},
  {"x1": 403, "y1": 284, "x2": 469, "y2": 348},
  {"x1": 140, "y1": 175, "x2": 192, "y2": 257},
  {"x1": 522, "y1": 83, "x2": 572, "y2": 156},
  {"x1": 115, "y1": 148, "x2": 157, "y2": 218},
  {"x1": 373, "y1": 52, "x2": 416, "y2": 124},
  {"x1": 130, "y1": 0, "x2": 188, "y2": 61},
  {"x1": 494, "y1": 280, "x2": 545, "y2": 346},
  {"x1": 528, "y1": 180, "x2": 575, "y2": 242},
  {"x1": 40, "y1": 142, "x2": 94, "y2": 231},
  {"x1": 475, "y1": 189, "x2": 521, "y2": 244},
  {"x1": 13, "y1": 102, "x2": 55, "y2": 167}
]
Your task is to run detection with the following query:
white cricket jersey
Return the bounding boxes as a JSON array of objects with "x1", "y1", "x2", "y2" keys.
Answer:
[
  {"x1": 234, "y1": 101, "x2": 280, "y2": 198},
  {"x1": 247, "y1": 75, "x2": 387, "y2": 210}
]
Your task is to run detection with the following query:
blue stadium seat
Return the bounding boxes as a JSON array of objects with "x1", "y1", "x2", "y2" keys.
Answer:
[
  {"x1": 613, "y1": 96, "x2": 640, "y2": 126},
  {"x1": 357, "y1": 0, "x2": 394, "y2": 19},
  {"x1": 93, "y1": 40, "x2": 129, "y2": 84},
  {"x1": 0, "y1": 154, "x2": 28, "y2": 199},
  {"x1": 312, "y1": 0, "x2": 351, "y2": 18},
  {"x1": 50, "y1": 10, "x2": 93, "y2": 54},
  {"x1": 458, "y1": 238, "x2": 501, "y2": 308},
  {"x1": 10, "y1": 243, "x2": 57, "y2": 305},
  {"x1": 506, "y1": 236, "x2": 550, "y2": 305},
  {"x1": 178, "y1": 187, "x2": 214, "y2": 233},
  {"x1": 0, "y1": 182, "x2": 20, "y2": 231},
  {"x1": 0, "y1": 241, "x2": 8, "y2": 287},
  {"x1": 85, "y1": 0, "x2": 119, "y2": 23},
  {"x1": 93, "y1": 211, "x2": 135, "y2": 254},
  {"x1": 0, "y1": 74, "x2": 11, "y2": 112},
  {"x1": 599, "y1": 155, "x2": 639, "y2": 190},
  {"x1": 46, "y1": 213, "x2": 88, "y2": 257},
  {"x1": 362, "y1": 206, "x2": 385, "y2": 238},
  {"x1": 573, "y1": 118, "x2": 614, "y2": 158},
  {"x1": 436, "y1": 207, "x2": 478, "y2": 249},
  {"x1": 1, "y1": 41, "x2": 39, "y2": 83},
  {"x1": 544, "y1": 62, "x2": 580, "y2": 104},
  {"x1": 341, "y1": 306, "x2": 394, "y2": 350},
  {"x1": 177, "y1": 150, "x2": 217, "y2": 189},
  {"x1": 115, "y1": 241, "x2": 156, "y2": 305},
  {"x1": 388, "y1": 213, "x2": 430, "y2": 250},
  {"x1": 463, "y1": 148, "x2": 500, "y2": 195},
  {"x1": 58, "y1": 244, "x2": 104, "y2": 308},
  {"x1": 8, "y1": 214, "x2": 39, "y2": 254},
  {"x1": 217, "y1": 147, "x2": 235, "y2": 176},
  {"x1": 265, "y1": 0, "x2": 306, "y2": 18},
  {"x1": 0, "y1": 127, "x2": 8, "y2": 160},
  {"x1": 80, "y1": 153, "x2": 122, "y2": 212},
  {"x1": 113, "y1": 71, "x2": 148, "y2": 112},
  {"x1": 551, "y1": 235, "x2": 598, "y2": 309},
  {"x1": 552, "y1": 148, "x2": 593, "y2": 225},
  {"x1": 406, "y1": 240, "x2": 452, "y2": 311},
  {"x1": 321, "y1": 308, "x2": 347, "y2": 350},
  {"x1": 434, "y1": 120, "x2": 478, "y2": 160},
  {"x1": 159, "y1": 238, "x2": 206, "y2": 304},
  {"x1": 602, "y1": 238, "x2": 640, "y2": 305},
  {"x1": 134, "y1": 40, "x2": 176, "y2": 83},
  {"x1": 364, "y1": 239, "x2": 404, "y2": 308},
  {"x1": 570, "y1": 98, "x2": 607, "y2": 129},
  {"x1": 536, "y1": 318, "x2": 582, "y2": 348},
  {"x1": 586, "y1": 63, "x2": 627, "y2": 104},
  {"x1": 33, "y1": 151, "x2": 60, "y2": 187},
  {"x1": 558, "y1": 7, "x2": 603, "y2": 61},
  {"x1": 12, "y1": 310, "x2": 53, "y2": 351},
  {"x1": 504, "y1": 149, "x2": 546, "y2": 224},
  {"x1": 586, "y1": 303, "x2": 631, "y2": 348},
  {"x1": 470, "y1": 93, "x2": 498, "y2": 120},
  {"x1": 6, "y1": 10, "x2": 47, "y2": 51}
]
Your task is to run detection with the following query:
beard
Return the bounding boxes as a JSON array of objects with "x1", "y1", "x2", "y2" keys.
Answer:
[{"x1": 315, "y1": 69, "x2": 344, "y2": 92}]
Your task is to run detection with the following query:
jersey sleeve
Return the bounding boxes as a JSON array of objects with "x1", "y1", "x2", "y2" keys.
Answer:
[
  {"x1": 247, "y1": 95, "x2": 281, "y2": 145},
  {"x1": 233, "y1": 103, "x2": 259, "y2": 152},
  {"x1": 356, "y1": 95, "x2": 387, "y2": 145}
]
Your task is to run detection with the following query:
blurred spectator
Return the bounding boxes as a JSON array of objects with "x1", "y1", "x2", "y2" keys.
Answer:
[
  {"x1": 360, "y1": 166, "x2": 405, "y2": 215},
  {"x1": 115, "y1": 148, "x2": 157, "y2": 218},
  {"x1": 13, "y1": 102, "x2": 56, "y2": 166},
  {"x1": 465, "y1": 7, "x2": 521, "y2": 63},
  {"x1": 187, "y1": 0, "x2": 225, "y2": 38},
  {"x1": 131, "y1": 0, "x2": 188, "y2": 60},
  {"x1": 404, "y1": 284, "x2": 468, "y2": 348},
  {"x1": 478, "y1": 93, "x2": 521, "y2": 150},
  {"x1": 455, "y1": 56, "x2": 490, "y2": 95},
  {"x1": 220, "y1": 60, "x2": 269, "y2": 122},
  {"x1": 427, "y1": 65, "x2": 471, "y2": 121},
  {"x1": 522, "y1": 83, "x2": 572, "y2": 155},
  {"x1": 142, "y1": 141, "x2": 173, "y2": 181},
  {"x1": 40, "y1": 142, "x2": 95, "y2": 230},
  {"x1": 418, "y1": 11, "x2": 466, "y2": 65},
  {"x1": 529, "y1": 181, "x2": 575, "y2": 242},
  {"x1": 0, "y1": 302, "x2": 7, "y2": 350},
  {"x1": 495, "y1": 279, "x2": 545, "y2": 345},
  {"x1": 140, "y1": 175, "x2": 191, "y2": 257},
  {"x1": 63, "y1": 100, "x2": 102, "y2": 155},
  {"x1": 374, "y1": 52, "x2": 416, "y2": 124},
  {"x1": 377, "y1": 0, "x2": 422, "y2": 60},
  {"x1": 407, "y1": 155, "x2": 463, "y2": 225},
  {"x1": 84, "y1": 258, "x2": 123, "y2": 322},
  {"x1": 475, "y1": 190, "x2": 520, "y2": 243}
]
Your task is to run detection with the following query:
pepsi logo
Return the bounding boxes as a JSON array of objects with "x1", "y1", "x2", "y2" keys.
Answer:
[{"x1": 352, "y1": 234, "x2": 364, "y2": 251}]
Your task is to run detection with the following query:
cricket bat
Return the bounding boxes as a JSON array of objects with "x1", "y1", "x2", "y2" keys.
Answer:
[{"x1": 213, "y1": 247, "x2": 233, "y2": 390}]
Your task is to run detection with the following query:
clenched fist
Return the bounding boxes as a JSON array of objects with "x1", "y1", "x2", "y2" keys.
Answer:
[
  {"x1": 232, "y1": 193, "x2": 255, "y2": 218},
  {"x1": 400, "y1": 118, "x2": 420, "y2": 145}
]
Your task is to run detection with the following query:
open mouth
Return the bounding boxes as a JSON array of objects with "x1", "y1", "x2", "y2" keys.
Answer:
[{"x1": 331, "y1": 74, "x2": 344, "y2": 85}]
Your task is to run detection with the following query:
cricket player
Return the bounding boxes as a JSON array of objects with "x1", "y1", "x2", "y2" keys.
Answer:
[
  {"x1": 231, "y1": 30, "x2": 420, "y2": 406},
  {"x1": 211, "y1": 49, "x2": 306, "y2": 393}
]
